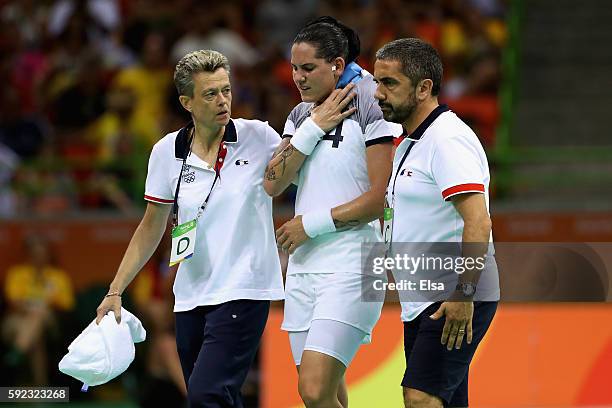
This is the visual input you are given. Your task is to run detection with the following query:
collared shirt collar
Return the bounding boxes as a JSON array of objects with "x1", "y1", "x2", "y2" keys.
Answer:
[
  {"x1": 174, "y1": 119, "x2": 238, "y2": 160},
  {"x1": 406, "y1": 104, "x2": 450, "y2": 141}
]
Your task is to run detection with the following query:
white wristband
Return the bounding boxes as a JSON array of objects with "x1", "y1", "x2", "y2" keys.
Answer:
[
  {"x1": 302, "y1": 209, "x2": 336, "y2": 238},
  {"x1": 290, "y1": 117, "x2": 325, "y2": 155}
]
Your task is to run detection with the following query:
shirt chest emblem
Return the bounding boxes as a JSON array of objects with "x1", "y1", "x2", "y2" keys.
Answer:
[
  {"x1": 182, "y1": 164, "x2": 196, "y2": 183},
  {"x1": 399, "y1": 168, "x2": 413, "y2": 177}
]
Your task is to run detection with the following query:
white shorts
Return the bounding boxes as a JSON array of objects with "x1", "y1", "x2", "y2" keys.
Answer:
[
  {"x1": 289, "y1": 320, "x2": 367, "y2": 367},
  {"x1": 281, "y1": 272, "x2": 384, "y2": 342}
]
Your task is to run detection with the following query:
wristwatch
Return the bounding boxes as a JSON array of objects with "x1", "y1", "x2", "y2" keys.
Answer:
[{"x1": 455, "y1": 282, "x2": 476, "y2": 297}]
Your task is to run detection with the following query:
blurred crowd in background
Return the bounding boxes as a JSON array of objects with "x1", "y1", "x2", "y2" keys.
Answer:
[
  {"x1": 0, "y1": 0, "x2": 507, "y2": 218},
  {"x1": 1, "y1": 231, "x2": 194, "y2": 406},
  {"x1": 0, "y1": 0, "x2": 507, "y2": 405}
]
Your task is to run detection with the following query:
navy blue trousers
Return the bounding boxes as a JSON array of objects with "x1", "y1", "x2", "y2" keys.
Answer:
[
  {"x1": 402, "y1": 301, "x2": 497, "y2": 407},
  {"x1": 175, "y1": 299, "x2": 270, "y2": 408}
]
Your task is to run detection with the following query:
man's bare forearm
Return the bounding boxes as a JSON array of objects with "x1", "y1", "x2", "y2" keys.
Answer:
[
  {"x1": 450, "y1": 193, "x2": 492, "y2": 290},
  {"x1": 263, "y1": 139, "x2": 307, "y2": 196},
  {"x1": 458, "y1": 215, "x2": 491, "y2": 287}
]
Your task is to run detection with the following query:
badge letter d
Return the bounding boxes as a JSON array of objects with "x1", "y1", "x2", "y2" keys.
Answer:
[{"x1": 177, "y1": 237, "x2": 190, "y2": 255}]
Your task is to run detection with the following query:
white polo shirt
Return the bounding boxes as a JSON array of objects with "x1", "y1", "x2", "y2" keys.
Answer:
[
  {"x1": 283, "y1": 72, "x2": 403, "y2": 275},
  {"x1": 144, "y1": 119, "x2": 285, "y2": 312},
  {"x1": 388, "y1": 105, "x2": 500, "y2": 321}
]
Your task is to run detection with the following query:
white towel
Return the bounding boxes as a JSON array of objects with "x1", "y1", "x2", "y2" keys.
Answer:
[{"x1": 58, "y1": 307, "x2": 146, "y2": 387}]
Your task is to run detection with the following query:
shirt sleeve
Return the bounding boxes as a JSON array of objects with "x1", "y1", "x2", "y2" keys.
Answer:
[
  {"x1": 431, "y1": 134, "x2": 486, "y2": 201},
  {"x1": 282, "y1": 118, "x2": 296, "y2": 138},
  {"x1": 144, "y1": 142, "x2": 174, "y2": 204}
]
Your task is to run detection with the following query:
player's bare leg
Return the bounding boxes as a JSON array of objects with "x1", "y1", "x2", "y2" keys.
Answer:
[
  {"x1": 403, "y1": 387, "x2": 443, "y2": 408},
  {"x1": 337, "y1": 376, "x2": 348, "y2": 407},
  {"x1": 298, "y1": 350, "x2": 346, "y2": 408},
  {"x1": 296, "y1": 367, "x2": 347, "y2": 408}
]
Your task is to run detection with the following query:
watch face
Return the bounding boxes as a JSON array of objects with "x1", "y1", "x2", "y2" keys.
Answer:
[{"x1": 458, "y1": 283, "x2": 475, "y2": 296}]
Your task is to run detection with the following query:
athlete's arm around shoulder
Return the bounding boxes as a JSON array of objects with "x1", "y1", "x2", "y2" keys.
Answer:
[{"x1": 96, "y1": 202, "x2": 171, "y2": 324}]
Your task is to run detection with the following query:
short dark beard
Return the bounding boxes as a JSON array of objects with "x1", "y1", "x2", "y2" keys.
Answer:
[{"x1": 380, "y1": 89, "x2": 417, "y2": 124}]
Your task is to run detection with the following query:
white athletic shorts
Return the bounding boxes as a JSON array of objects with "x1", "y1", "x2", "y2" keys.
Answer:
[
  {"x1": 289, "y1": 320, "x2": 367, "y2": 367},
  {"x1": 282, "y1": 272, "x2": 384, "y2": 364}
]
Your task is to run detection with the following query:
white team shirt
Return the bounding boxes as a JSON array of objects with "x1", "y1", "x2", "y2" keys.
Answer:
[
  {"x1": 144, "y1": 119, "x2": 285, "y2": 312},
  {"x1": 388, "y1": 105, "x2": 500, "y2": 321},
  {"x1": 283, "y1": 72, "x2": 402, "y2": 275}
]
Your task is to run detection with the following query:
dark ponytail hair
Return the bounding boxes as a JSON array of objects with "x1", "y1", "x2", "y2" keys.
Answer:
[{"x1": 293, "y1": 16, "x2": 360, "y2": 64}]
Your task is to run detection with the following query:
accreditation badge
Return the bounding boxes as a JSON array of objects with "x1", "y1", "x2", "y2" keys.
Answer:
[
  {"x1": 169, "y1": 219, "x2": 197, "y2": 266},
  {"x1": 383, "y1": 207, "x2": 393, "y2": 244},
  {"x1": 383, "y1": 194, "x2": 394, "y2": 251}
]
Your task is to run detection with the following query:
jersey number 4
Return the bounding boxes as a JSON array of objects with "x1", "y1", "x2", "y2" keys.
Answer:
[{"x1": 321, "y1": 121, "x2": 344, "y2": 148}]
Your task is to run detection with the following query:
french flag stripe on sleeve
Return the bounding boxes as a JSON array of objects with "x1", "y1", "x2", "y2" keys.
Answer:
[
  {"x1": 442, "y1": 183, "x2": 485, "y2": 200},
  {"x1": 144, "y1": 195, "x2": 174, "y2": 204}
]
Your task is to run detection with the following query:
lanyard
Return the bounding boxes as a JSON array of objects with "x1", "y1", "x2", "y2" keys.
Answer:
[
  {"x1": 389, "y1": 140, "x2": 416, "y2": 207},
  {"x1": 385, "y1": 105, "x2": 450, "y2": 248},
  {"x1": 172, "y1": 130, "x2": 225, "y2": 227},
  {"x1": 382, "y1": 139, "x2": 414, "y2": 248}
]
